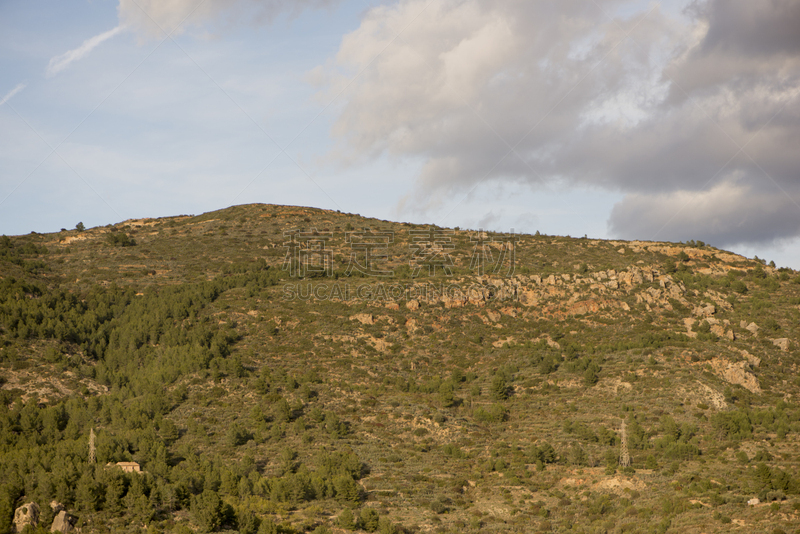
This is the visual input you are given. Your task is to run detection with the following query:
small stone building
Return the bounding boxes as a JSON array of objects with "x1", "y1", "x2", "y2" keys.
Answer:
[{"x1": 115, "y1": 461, "x2": 141, "y2": 473}]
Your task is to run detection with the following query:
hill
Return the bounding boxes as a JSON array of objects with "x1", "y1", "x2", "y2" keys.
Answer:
[{"x1": 1, "y1": 203, "x2": 800, "y2": 533}]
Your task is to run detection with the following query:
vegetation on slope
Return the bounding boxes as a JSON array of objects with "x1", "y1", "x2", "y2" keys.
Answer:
[{"x1": 1, "y1": 204, "x2": 800, "y2": 533}]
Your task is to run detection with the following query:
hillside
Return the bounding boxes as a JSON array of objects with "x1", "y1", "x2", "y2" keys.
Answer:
[{"x1": 1, "y1": 203, "x2": 800, "y2": 534}]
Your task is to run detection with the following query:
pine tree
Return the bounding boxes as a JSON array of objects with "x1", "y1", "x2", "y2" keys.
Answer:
[{"x1": 191, "y1": 489, "x2": 224, "y2": 532}]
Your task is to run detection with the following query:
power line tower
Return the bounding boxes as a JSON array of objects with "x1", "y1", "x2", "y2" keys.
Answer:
[
  {"x1": 619, "y1": 420, "x2": 631, "y2": 468},
  {"x1": 89, "y1": 428, "x2": 96, "y2": 465}
]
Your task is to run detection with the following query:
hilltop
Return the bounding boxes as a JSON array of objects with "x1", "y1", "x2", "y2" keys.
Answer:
[{"x1": 1, "y1": 203, "x2": 800, "y2": 533}]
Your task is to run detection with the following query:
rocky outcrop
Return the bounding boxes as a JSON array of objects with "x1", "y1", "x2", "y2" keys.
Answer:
[
  {"x1": 694, "y1": 304, "x2": 716, "y2": 317},
  {"x1": 350, "y1": 313, "x2": 374, "y2": 325},
  {"x1": 709, "y1": 324, "x2": 734, "y2": 341},
  {"x1": 773, "y1": 338, "x2": 790, "y2": 352},
  {"x1": 709, "y1": 358, "x2": 761, "y2": 394},
  {"x1": 13, "y1": 502, "x2": 39, "y2": 533},
  {"x1": 739, "y1": 350, "x2": 760, "y2": 367},
  {"x1": 741, "y1": 321, "x2": 759, "y2": 336},
  {"x1": 50, "y1": 510, "x2": 77, "y2": 533}
]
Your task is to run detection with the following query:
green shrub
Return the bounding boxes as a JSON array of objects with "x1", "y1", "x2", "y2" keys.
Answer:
[
  {"x1": 360, "y1": 508, "x2": 380, "y2": 532},
  {"x1": 106, "y1": 232, "x2": 136, "y2": 247},
  {"x1": 474, "y1": 404, "x2": 509, "y2": 423},
  {"x1": 191, "y1": 490, "x2": 224, "y2": 532},
  {"x1": 337, "y1": 509, "x2": 356, "y2": 530},
  {"x1": 712, "y1": 410, "x2": 752, "y2": 440}
]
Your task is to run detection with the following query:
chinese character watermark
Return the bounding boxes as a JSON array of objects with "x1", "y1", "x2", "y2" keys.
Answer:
[
  {"x1": 280, "y1": 227, "x2": 519, "y2": 288},
  {"x1": 283, "y1": 228, "x2": 333, "y2": 277},
  {"x1": 470, "y1": 229, "x2": 518, "y2": 276},
  {"x1": 409, "y1": 227, "x2": 455, "y2": 277},
  {"x1": 345, "y1": 228, "x2": 394, "y2": 277}
]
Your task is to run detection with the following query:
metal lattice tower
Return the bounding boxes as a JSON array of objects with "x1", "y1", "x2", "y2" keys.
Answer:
[
  {"x1": 89, "y1": 428, "x2": 96, "y2": 464},
  {"x1": 619, "y1": 420, "x2": 631, "y2": 467}
]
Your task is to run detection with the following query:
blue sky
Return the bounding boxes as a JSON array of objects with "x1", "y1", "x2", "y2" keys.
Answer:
[{"x1": 2, "y1": 0, "x2": 799, "y2": 268}]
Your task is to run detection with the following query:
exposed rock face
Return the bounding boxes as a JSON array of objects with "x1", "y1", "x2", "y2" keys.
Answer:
[
  {"x1": 350, "y1": 313, "x2": 374, "y2": 325},
  {"x1": 518, "y1": 290, "x2": 538, "y2": 306},
  {"x1": 709, "y1": 324, "x2": 734, "y2": 340},
  {"x1": 486, "y1": 310, "x2": 501, "y2": 323},
  {"x1": 744, "y1": 322, "x2": 759, "y2": 336},
  {"x1": 50, "y1": 510, "x2": 77, "y2": 533},
  {"x1": 13, "y1": 502, "x2": 40, "y2": 533},
  {"x1": 773, "y1": 338, "x2": 790, "y2": 352},
  {"x1": 405, "y1": 299, "x2": 419, "y2": 311},
  {"x1": 710, "y1": 324, "x2": 726, "y2": 338},
  {"x1": 740, "y1": 350, "x2": 760, "y2": 367},
  {"x1": 405, "y1": 318, "x2": 418, "y2": 333},
  {"x1": 694, "y1": 304, "x2": 716, "y2": 317},
  {"x1": 710, "y1": 358, "x2": 761, "y2": 394}
]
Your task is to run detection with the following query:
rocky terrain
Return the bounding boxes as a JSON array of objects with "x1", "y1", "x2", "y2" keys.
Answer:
[{"x1": 1, "y1": 204, "x2": 799, "y2": 533}]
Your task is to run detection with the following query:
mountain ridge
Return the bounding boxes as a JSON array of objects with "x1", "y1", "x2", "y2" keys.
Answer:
[{"x1": 1, "y1": 203, "x2": 800, "y2": 533}]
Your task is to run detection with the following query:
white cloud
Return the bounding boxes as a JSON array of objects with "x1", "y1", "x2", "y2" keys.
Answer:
[
  {"x1": 313, "y1": 0, "x2": 800, "y2": 247},
  {"x1": 46, "y1": 25, "x2": 126, "y2": 77},
  {"x1": 0, "y1": 83, "x2": 26, "y2": 106}
]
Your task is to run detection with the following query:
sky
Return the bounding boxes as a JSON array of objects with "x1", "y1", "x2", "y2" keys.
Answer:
[{"x1": 1, "y1": 0, "x2": 799, "y2": 268}]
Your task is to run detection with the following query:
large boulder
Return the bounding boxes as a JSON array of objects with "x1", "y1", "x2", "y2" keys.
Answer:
[
  {"x1": 50, "y1": 510, "x2": 77, "y2": 533},
  {"x1": 13, "y1": 502, "x2": 39, "y2": 533}
]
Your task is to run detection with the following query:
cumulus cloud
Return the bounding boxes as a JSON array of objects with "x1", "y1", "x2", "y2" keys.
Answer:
[
  {"x1": 46, "y1": 25, "x2": 126, "y2": 77},
  {"x1": 118, "y1": 0, "x2": 341, "y2": 38},
  {"x1": 0, "y1": 83, "x2": 26, "y2": 106},
  {"x1": 314, "y1": 0, "x2": 800, "y2": 247}
]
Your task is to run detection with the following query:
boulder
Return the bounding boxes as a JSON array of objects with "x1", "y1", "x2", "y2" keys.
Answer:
[
  {"x1": 694, "y1": 304, "x2": 716, "y2": 317},
  {"x1": 725, "y1": 329, "x2": 735, "y2": 341},
  {"x1": 350, "y1": 313, "x2": 374, "y2": 325},
  {"x1": 745, "y1": 322, "x2": 759, "y2": 336},
  {"x1": 13, "y1": 502, "x2": 40, "y2": 533},
  {"x1": 773, "y1": 338, "x2": 790, "y2": 352},
  {"x1": 405, "y1": 299, "x2": 419, "y2": 311},
  {"x1": 740, "y1": 350, "x2": 760, "y2": 367},
  {"x1": 50, "y1": 510, "x2": 77, "y2": 533}
]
